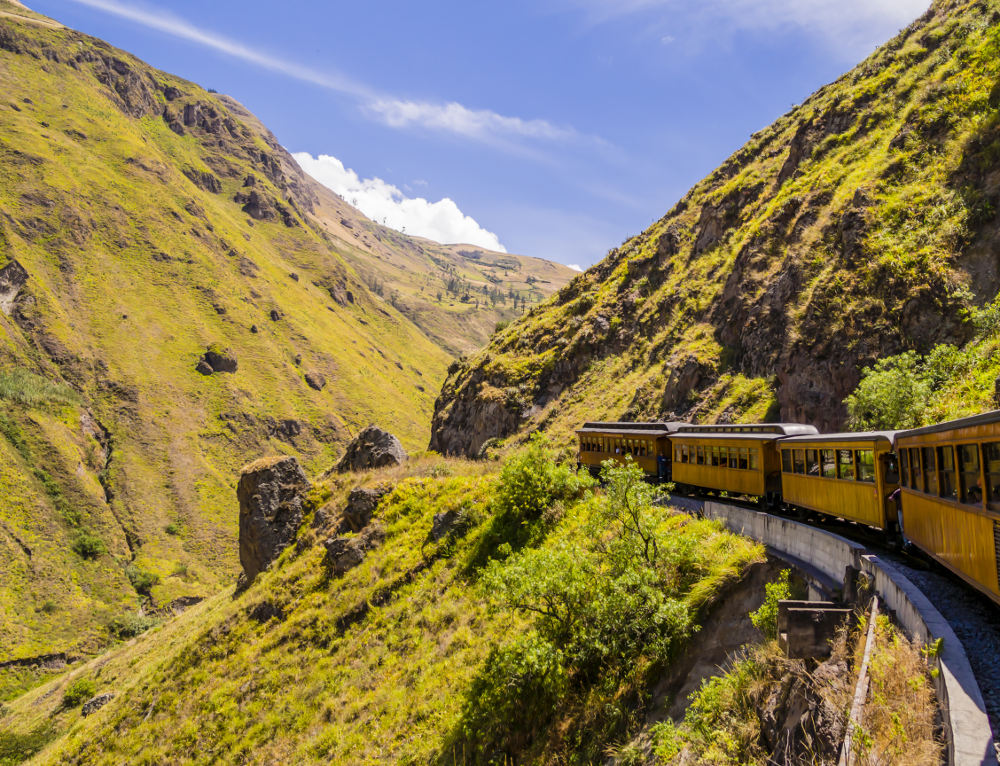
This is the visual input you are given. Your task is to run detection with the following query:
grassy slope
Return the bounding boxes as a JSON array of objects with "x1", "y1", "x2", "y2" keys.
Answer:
[
  {"x1": 0, "y1": 453, "x2": 762, "y2": 765},
  {"x1": 430, "y1": 0, "x2": 1000, "y2": 458},
  {"x1": 0, "y1": 0, "x2": 520, "y2": 673}
]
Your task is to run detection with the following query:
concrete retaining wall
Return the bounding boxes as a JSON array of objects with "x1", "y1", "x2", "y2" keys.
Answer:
[{"x1": 696, "y1": 500, "x2": 996, "y2": 766}]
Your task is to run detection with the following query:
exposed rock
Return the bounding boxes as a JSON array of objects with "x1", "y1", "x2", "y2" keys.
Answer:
[
  {"x1": 195, "y1": 359, "x2": 213, "y2": 376},
  {"x1": 167, "y1": 595, "x2": 203, "y2": 614},
  {"x1": 247, "y1": 599, "x2": 284, "y2": 623},
  {"x1": 235, "y1": 189, "x2": 276, "y2": 222},
  {"x1": 199, "y1": 346, "x2": 237, "y2": 374},
  {"x1": 338, "y1": 486, "x2": 391, "y2": 533},
  {"x1": 323, "y1": 522, "x2": 385, "y2": 576},
  {"x1": 250, "y1": 324, "x2": 259, "y2": 334},
  {"x1": 0, "y1": 259, "x2": 29, "y2": 315},
  {"x1": 304, "y1": 371, "x2": 326, "y2": 391},
  {"x1": 182, "y1": 166, "x2": 222, "y2": 194},
  {"x1": 269, "y1": 309, "x2": 282, "y2": 321},
  {"x1": 336, "y1": 426, "x2": 407, "y2": 472},
  {"x1": 428, "y1": 508, "x2": 470, "y2": 543},
  {"x1": 82, "y1": 693, "x2": 114, "y2": 717},
  {"x1": 237, "y1": 456, "x2": 309, "y2": 583}
]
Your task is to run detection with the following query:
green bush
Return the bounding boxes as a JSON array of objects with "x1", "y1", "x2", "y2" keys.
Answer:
[
  {"x1": 469, "y1": 434, "x2": 594, "y2": 565},
  {"x1": 62, "y1": 678, "x2": 96, "y2": 708},
  {"x1": 108, "y1": 612, "x2": 157, "y2": 640},
  {"x1": 125, "y1": 564, "x2": 159, "y2": 596},
  {"x1": 164, "y1": 522, "x2": 181, "y2": 536},
  {"x1": 749, "y1": 569, "x2": 791, "y2": 640},
  {"x1": 0, "y1": 722, "x2": 57, "y2": 764},
  {"x1": 70, "y1": 530, "x2": 104, "y2": 559},
  {"x1": 458, "y1": 633, "x2": 568, "y2": 760}
]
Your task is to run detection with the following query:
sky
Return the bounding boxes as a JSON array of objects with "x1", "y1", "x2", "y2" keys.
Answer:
[{"x1": 27, "y1": 0, "x2": 930, "y2": 269}]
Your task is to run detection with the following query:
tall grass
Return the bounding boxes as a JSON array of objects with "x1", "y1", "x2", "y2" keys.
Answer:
[{"x1": 0, "y1": 368, "x2": 80, "y2": 407}]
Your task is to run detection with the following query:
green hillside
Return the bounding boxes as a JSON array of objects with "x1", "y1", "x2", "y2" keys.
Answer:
[
  {"x1": 0, "y1": 0, "x2": 573, "y2": 678},
  {"x1": 430, "y1": 0, "x2": 1000, "y2": 457}
]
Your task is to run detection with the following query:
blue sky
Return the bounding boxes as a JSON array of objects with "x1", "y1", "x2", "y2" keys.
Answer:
[{"x1": 28, "y1": 0, "x2": 929, "y2": 268}]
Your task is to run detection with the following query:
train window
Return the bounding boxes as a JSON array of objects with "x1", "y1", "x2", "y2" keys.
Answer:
[
  {"x1": 884, "y1": 455, "x2": 899, "y2": 484},
  {"x1": 909, "y1": 448, "x2": 922, "y2": 490},
  {"x1": 749, "y1": 448, "x2": 759, "y2": 470},
  {"x1": 958, "y1": 443, "x2": 982, "y2": 506},
  {"x1": 821, "y1": 449, "x2": 836, "y2": 479},
  {"x1": 738, "y1": 448, "x2": 749, "y2": 470},
  {"x1": 727, "y1": 447, "x2": 737, "y2": 468},
  {"x1": 806, "y1": 449, "x2": 820, "y2": 476},
  {"x1": 899, "y1": 450, "x2": 909, "y2": 486},
  {"x1": 837, "y1": 449, "x2": 855, "y2": 481},
  {"x1": 781, "y1": 450, "x2": 793, "y2": 473},
  {"x1": 856, "y1": 450, "x2": 875, "y2": 483},
  {"x1": 793, "y1": 449, "x2": 806, "y2": 474},
  {"x1": 984, "y1": 442, "x2": 1000, "y2": 511},
  {"x1": 921, "y1": 447, "x2": 937, "y2": 495},
  {"x1": 937, "y1": 446, "x2": 957, "y2": 501},
  {"x1": 696, "y1": 445, "x2": 705, "y2": 465}
]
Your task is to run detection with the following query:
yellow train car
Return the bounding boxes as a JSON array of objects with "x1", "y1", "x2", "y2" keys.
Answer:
[
  {"x1": 669, "y1": 424, "x2": 815, "y2": 501},
  {"x1": 576, "y1": 421, "x2": 685, "y2": 481},
  {"x1": 897, "y1": 411, "x2": 1000, "y2": 607},
  {"x1": 777, "y1": 432, "x2": 899, "y2": 531}
]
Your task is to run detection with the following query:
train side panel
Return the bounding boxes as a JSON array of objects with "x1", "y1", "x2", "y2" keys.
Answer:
[
  {"x1": 781, "y1": 473, "x2": 884, "y2": 528},
  {"x1": 901, "y1": 490, "x2": 1000, "y2": 603},
  {"x1": 671, "y1": 436, "x2": 775, "y2": 497}
]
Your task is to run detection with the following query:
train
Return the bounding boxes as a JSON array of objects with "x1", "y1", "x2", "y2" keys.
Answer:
[{"x1": 576, "y1": 412, "x2": 1000, "y2": 608}]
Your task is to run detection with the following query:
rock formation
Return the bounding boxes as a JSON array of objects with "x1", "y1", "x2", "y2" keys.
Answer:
[
  {"x1": 197, "y1": 345, "x2": 238, "y2": 375},
  {"x1": 336, "y1": 426, "x2": 407, "y2": 472},
  {"x1": 0, "y1": 259, "x2": 28, "y2": 315},
  {"x1": 323, "y1": 522, "x2": 385, "y2": 576},
  {"x1": 237, "y1": 456, "x2": 309, "y2": 583}
]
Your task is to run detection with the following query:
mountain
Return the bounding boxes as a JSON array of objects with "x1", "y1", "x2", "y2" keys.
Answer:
[
  {"x1": 430, "y1": 0, "x2": 1000, "y2": 458},
  {"x1": 0, "y1": 0, "x2": 570, "y2": 679}
]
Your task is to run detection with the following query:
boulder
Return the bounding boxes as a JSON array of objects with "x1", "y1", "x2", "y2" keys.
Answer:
[
  {"x1": 428, "y1": 509, "x2": 470, "y2": 543},
  {"x1": 339, "y1": 486, "x2": 391, "y2": 533},
  {"x1": 82, "y1": 693, "x2": 114, "y2": 717},
  {"x1": 198, "y1": 346, "x2": 237, "y2": 375},
  {"x1": 237, "y1": 456, "x2": 309, "y2": 583},
  {"x1": 305, "y1": 371, "x2": 326, "y2": 391},
  {"x1": 336, "y1": 425, "x2": 407, "y2": 472},
  {"x1": 323, "y1": 522, "x2": 385, "y2": 576}
]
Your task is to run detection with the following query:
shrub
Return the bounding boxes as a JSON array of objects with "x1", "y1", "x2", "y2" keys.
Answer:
[
  {"x1": 164, "y1": 522, "x2": 181, "y2": 536},
  {"x1": 845, "y1": 352, "x2": 932, "y2": 430},
  {"x1": 62, "y1": 678, "x2": 96, "y2": 708},
  {"x1": 108, "y1": 612, "x2": 157, "y2": 640},
  {"x1": 749, "y1": 569, "x2": 791, "y2": 639},
  {"x1": 71, "y1": 530, "x2": 104, "y2": 559},
  {"x1": 458, "y1": 633, "x2": 568, "y2": 760},
  {"x1": 0, "y1": 722, "x2": 57, "y2": 762},
  {"x1": 125, "y1": 564, "x2": 159, "y2": 596}
]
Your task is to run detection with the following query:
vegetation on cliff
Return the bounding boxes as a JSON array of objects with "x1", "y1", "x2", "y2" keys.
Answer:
[
  {"x1": 430, "y1": 0, "x2": 1000, "y2": 457},
  {"x1": 0, "y1": 446, "x2": 763, "y2": 764}
]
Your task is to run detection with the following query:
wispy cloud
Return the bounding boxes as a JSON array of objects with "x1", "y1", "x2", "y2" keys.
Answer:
[
  {"x1": 65, "y1": 0, "x2": 592, "y2": 149},
  {"x1": 561, "y1": 0, "x2": 929, "y2": 57},
  {"x1": 293, "y1": 152, "x2": 507, "y2": 252}
]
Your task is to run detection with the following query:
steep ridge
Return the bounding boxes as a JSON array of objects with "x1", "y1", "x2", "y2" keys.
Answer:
[
  {"x1": 430, "y1": 0, "x2": 1000, "y2": 457},
  {"x1": 0, "y1": 0, "x2": 569, "y2": 673}
]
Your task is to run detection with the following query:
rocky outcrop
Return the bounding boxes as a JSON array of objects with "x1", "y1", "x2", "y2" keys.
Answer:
[
  {"x1": 336, "y1": 426, "x2": 407, "y2": 472},
  {"x1": 237, "y1": 456, "x2": 309, "y2": 583},
  {"x1": 198, "y1": 346, "x2": 237, "y2": 375},
  {"x1": 0, "y1": 259, "x2": 28, "y2": 315},
  {"x1": 323, "y1": 522, "x2": 385, "y2": 576},
  {"x1": 338, "y1": 487, "x2": 391, "y2": 533},
  {"x1": 304, "y1": 371, "x2": 326, "y2": 391},
  {"x1": 82, "y1": 693, "x2": 114, "y2": 717}
]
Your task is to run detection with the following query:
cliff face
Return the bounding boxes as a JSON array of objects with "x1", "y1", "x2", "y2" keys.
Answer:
[{"x1": 430, "y1": 0, "x2": 1000, "y2": 457}]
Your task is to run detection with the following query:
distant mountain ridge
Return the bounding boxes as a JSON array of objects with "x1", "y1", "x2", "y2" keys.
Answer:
[
  {"x1": 430, "y1": 0, "x2": 1000, "y2": 457},
  {"x1": 0, "y1": 0, "x2": 570, "y2": 674}
]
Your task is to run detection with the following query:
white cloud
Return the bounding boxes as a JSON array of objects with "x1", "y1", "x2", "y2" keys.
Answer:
[
  {"x1": 567, "y1": 263, "x2": 583, "y2": 271},
  {"x1": 67, "y1": 0, "x2": 593, "y2": 151},
  {"x1": 366, "y1": 99, "x2": 578, "y2": 144},
  {"x1": 294, "y1": 152, "x2": 507, "y2": 253}
]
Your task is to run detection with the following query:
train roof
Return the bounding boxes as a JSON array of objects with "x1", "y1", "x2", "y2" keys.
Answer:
[
  {"x1": 677, "y1": 423, "x2": 819, "y2": 436},
  {"x1": 670, "y1": 431, "x2": 787, "y2": 442},
  {"x1": 778, "y1": 431, "x2": 898, "y2": 445},
  {"x1": 576, "y1": 421, "x2": 686, "y2": 436},
  {"x1": 896, "y1": 409, "x2": 1000, "y2": 440}
]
